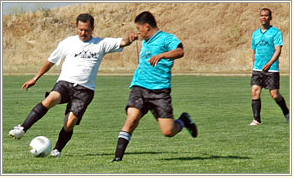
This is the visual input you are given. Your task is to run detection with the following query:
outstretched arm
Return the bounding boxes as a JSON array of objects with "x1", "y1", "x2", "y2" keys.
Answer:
[
  {"x1": 120, "y1": 32, "x2": 138, "y2": 48},
  {"x1": 21, "y1": 61, "x2": 55, "y2": 90}
]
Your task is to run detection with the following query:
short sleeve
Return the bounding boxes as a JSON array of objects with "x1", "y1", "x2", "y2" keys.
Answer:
[
  {"x1": 102, "y1": 38, "x2": 123, "y2": 53},
  {"x1": 274, "y1": 30, "x2": 283, "y2": 46},
  {"x1": 251, "y1": 33, "x2": 256, "y2": 50},
  {"x1": 47, "y1": 40, "x2": 67, "y2": 66},
  {"x1": 164, "y1": 34, "x2": 181, "y2": 51}
]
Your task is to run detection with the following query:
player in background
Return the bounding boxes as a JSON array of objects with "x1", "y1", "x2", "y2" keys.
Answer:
[
  {"x1": 8, "y1": 13, "x2": 138, "y2": 157},
  {"x1": 112, "y1": 11, "x2": 198, "y2": 162},
  {"x1": 250, "y1": 8, "x2": 289, "y2": 125}
]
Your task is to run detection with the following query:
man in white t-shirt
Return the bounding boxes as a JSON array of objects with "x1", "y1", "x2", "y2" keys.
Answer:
[{"x1": 8, "y1": 13, "x2": 138, "y2": 157}]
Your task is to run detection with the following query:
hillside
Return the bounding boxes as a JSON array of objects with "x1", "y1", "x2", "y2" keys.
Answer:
[{"x1": 2, "y1": 3, "x2": 290, "y2": 75}]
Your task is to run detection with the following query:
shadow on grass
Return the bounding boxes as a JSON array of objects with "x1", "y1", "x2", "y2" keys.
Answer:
[
  {"x1": 75, "y1": 151, "x2": 172, "y2": 157},
  {"x1": 163, "y1": 155, "x2": 251, "y2": 161},
  {"x1": 70, "y1": 152, "x2": 251, "y2": 161},
  {"x1": 125, "y1": 151, "x2": 175, "y2": 155}
]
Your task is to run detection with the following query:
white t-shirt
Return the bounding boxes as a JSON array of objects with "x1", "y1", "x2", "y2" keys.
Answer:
[{"x1": 47, "y1": 35, "x2": 123, "y2": 90}]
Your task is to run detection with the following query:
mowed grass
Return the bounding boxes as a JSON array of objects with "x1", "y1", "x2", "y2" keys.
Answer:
[{"x1": 2, "y1": 75, "x2": 290, "y2": 174}]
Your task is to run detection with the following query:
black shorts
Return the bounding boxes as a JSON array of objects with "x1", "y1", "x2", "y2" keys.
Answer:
[
  {"x1": 250, "y1": 71, "x2": 280, "y2": 90},
  {"x1": 51, "y1": 81, "x2": 94, "y2": 125},
  {"x1": 126, "y1": 86, "x2": 173, "y2": 119}
]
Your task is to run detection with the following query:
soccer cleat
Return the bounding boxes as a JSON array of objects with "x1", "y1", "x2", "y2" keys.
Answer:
[
  {"x1": 179, "y1": 112, "x2": 198, "y2": 138},
  {"x1": 285, "y1": 114, "x2": 289, "y2": 124},
  {"x1": 9, "y1": 124, "x2": 25, "y2": 139},
  {"x1": 249, "y1": 120, "x2": 261, "y2": 126},
  {"x1": 112, "y1": 157, "x2": 122, "y2": 162},
  {"x1": 51, "y1": 149, "x2": 61, "y2": 157}
]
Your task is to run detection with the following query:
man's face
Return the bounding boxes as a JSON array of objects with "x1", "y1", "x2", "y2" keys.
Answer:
[
  {"x1": 260, "y1": 10, "x2": 271, "y2": 26},
  {"x1": 77, "y1": 20, "x2": 93, "y2": 42},
  {"x1": 136, "y1": 23, "x2": 149, "y2": 40}
]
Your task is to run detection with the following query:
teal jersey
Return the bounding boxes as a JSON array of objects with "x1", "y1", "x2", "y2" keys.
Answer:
[
  {"x1": 252, "y1": 26, "x2": 283, "y2": 72},
  {"x1": 130, "y1": 30, "x2": 181, "y2": 90}
]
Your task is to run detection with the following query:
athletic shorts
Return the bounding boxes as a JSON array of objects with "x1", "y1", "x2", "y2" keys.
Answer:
[
  {"x1": 51, "y1": 81, "x2": 94, "y2": 125},
  {"x1": 126, "y1": 86, "x2": 173, "y2": 119},
  {"x1": 250, "y1": 70, "x2": 280, "y2": 90}
]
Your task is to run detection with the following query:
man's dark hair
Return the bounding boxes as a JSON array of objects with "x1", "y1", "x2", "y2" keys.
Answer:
[
  {"x1": 260, "y1": 8, "x2": 272, "y2": 18},
  {"x1": 135, "y1": 11, "x2": 157, "y2": 28},
  {"x1": 76, "y1": 13, "x2": 94, "y2": 28}
]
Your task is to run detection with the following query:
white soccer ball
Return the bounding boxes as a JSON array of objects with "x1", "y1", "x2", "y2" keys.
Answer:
[{"x1": 29, "y1": 136, "x2": 51, "y2": 157}]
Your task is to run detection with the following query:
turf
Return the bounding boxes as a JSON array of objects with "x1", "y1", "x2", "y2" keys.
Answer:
[{"x1": 2, "y1": 75, "x2": 290, "y2": 174}]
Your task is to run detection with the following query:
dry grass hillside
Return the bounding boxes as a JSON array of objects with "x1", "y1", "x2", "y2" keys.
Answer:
[{"x1": 3, "y1": 3, "x2": 290, "y2": 75}]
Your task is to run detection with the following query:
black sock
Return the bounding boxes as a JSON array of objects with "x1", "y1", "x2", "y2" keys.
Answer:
[
  {"x1": 114, "y1": 131, "x2": 131, "y2": 160},
  {"x1": 252, "y1": 99, "x2": 261, "y2": 123},
  {"x1": 276, "y1": 97, "x2": 289, "y2": 116},
  {"x1": 54, "y1": 127, "x2": 73, "y2": 152},
  {"x1": 21, "y1": 103, "x2": 48, "y2": 132}
]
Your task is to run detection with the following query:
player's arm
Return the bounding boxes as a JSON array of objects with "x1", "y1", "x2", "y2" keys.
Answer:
[
  {"x1": 252, "y1": 50, "x2": 256, "y2": 63},
  {"x1": 262, "y1": 45, "x2": 282, "y2": 72},
  {"x1": 120, "y1": 32, "x2": 138, "y2": 47},
  {"x1": 21, "y1": 61, "x2": 55, "y2": 90},
  {"x1": 148, "y1": 43, "x2": 184, "y2": 67}
]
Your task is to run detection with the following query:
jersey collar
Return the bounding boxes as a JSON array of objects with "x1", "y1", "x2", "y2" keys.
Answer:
[
  {"x1": 145, "y1": 30, "x2": 162, "y2": 44},
  {"x1": 259, "y1": 25, "x2": 272, "y2": 34}
]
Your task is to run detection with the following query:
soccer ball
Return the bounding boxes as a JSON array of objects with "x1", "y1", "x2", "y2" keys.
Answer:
[{"x1": 29, "y1": 136, "x2": 51, "y2": 157}]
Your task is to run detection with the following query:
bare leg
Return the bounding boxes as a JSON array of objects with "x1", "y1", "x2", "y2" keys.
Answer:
[{"x1": 158, "y1": 118, "x2": 182, "y2": 137}]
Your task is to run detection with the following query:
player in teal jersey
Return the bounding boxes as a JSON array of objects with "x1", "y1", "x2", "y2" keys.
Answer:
[
  {"x1": 250, "y1": 8, "x2": 289, "y2": 125},
  {"x1": 112, "y1": 11, "x2": 197, "y2": 161}
]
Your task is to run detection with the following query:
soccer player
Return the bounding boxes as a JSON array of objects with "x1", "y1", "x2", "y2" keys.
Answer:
[
  {"x1": 8, "y1": 13, "x2": 138, "y2": 157},
  {"x1": 112, "y1": 11, "x2": 197, "y2": 162},
  {"x1": 250, "y1": 8, "x2": 289, "y2": 125}
]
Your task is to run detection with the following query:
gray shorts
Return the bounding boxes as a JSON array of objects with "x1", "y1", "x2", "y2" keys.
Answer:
[
  {"x1": 126, "y1": 86, "x2": 173, "y2": 119},
  {"x1": 251, "y1": 71, "x2": 280, "y2": 90},
  {"x1": 51, "y1": 81, "x2": 94, "y2": 125}
]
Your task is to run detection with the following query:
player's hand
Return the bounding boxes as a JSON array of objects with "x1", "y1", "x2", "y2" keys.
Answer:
[
  {"x1": 128, "y1": 32, "x2": 138, "y2": 43},
  {"x1": 21, "y1": 78, "x2": 36, "y2": 91},
  {"x1": 262, "y1": 63, "x2": 271, "y2": 72},
  {"x1": 120, "y1": 32, "x2": 138, "y2": 47},
  {"x1": 148, "y1": 54, "x2": 163, "y2": 67}
]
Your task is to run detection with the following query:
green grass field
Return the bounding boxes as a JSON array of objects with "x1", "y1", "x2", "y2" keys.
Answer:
[{"x1": 2, "y1": 75, "x2": 290, "y2": 174}]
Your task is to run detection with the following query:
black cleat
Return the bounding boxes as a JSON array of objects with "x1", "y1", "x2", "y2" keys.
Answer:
[
  {"x1": 112, "y1": 157, "x2": 122, "y2": 162},
  {"x1": 179, "y1": 112, "x2": 198, "y2": 138}
]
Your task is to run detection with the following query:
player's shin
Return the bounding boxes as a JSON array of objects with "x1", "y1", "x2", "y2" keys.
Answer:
[
  {"x1": 53, "y1": 127, "x2": 73, "y2": 152},
  {"x1": 252, "y1": 99, "x2": 261, "y2": 123},
  {"x1": 276, "y1": 97, "x2": 289, "y2": 116},
  {"x1": 21, "y1": 103, "x2": 48, "y2": 132},
  {"x1": 113, "y1": 131, "x2": 132, "y2": 161},
  {"x1": 174, "y1": 119, "x2": 184, "y2": 132}
]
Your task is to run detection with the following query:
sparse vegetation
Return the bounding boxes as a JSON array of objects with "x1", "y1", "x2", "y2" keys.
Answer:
[{"x1": 2, "y1": 3, "x2": 289, "y2": 75}]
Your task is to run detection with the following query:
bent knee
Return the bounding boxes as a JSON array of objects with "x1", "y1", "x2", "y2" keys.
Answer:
[
  {"x1": 271, "y1": 93, "x2": 281, "y2": 101},
  {"x1": 161, "y1": 129, "x2": 175, "y2": 137},
  {"x1": 64, "y1": 113, "x2": 78, "y2": 132},
  {"x1": 271, "y1": 94, "x2": 279, "y2": 100},
  {"x1": 251, "y1": 86, "x2": 261, "y2": 98},
  {"x1": 270, "y1": 90, "x2": 281, "y2": 101},
  {"x1": 64, "y1": 122, "x2": 76, "y2": 132},
  {"x1": 64, "y1": 127, "x2": 74, "y2": 132},
  {"x1": 42, "y1": 91, "x2": 61, "y2": 108}
]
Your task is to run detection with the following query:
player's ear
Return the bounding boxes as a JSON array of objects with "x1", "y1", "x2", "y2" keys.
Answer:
[
  {"x1": 144, "y1": 23, "x2": 150, "y2": 31},
  {"x1": 269, "y1": 13, "x2": 272, "y2": 21}
]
